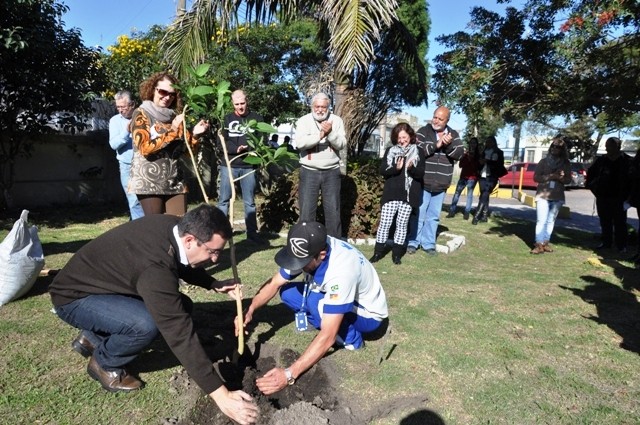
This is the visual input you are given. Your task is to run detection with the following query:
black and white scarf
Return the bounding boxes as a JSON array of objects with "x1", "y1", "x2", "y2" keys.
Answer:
[{"x1": 386, "y1": 144, "x2": 419, "y2": 202}]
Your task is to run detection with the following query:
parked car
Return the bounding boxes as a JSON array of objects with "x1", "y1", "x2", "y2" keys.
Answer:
[
  {"x1": 499, "y1": 162, "x2": 537, "y2": 189},
  {"x1": 568, "y1": 162, "x2": 587, "y2": 188}
]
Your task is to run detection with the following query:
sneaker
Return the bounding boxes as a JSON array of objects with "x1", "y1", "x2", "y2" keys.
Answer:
[
  {"x1": 423, "y1": 248, "x2": 437, "y2": 256},
  {"x1": 446, "y1": 211, "x2": 455, "y2": 218},
  {"x1": 334, "y1": 335, "x2": 363, "y2": 351},
  {"x1": 407, "y1": 246, "x2": 417, "y2": 254},
  {"x1": 463, "y1": 212, "x2": 470, "y2": 220}
]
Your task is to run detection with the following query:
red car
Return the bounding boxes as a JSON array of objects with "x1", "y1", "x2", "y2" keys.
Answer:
[{"x1": 499, "y1": 162, "x2": 537, "y2": 189}]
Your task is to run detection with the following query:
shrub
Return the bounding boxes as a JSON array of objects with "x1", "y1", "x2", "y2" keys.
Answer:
[{"x1": 258, "y1": 157, "x2": 384, "y2": 238}]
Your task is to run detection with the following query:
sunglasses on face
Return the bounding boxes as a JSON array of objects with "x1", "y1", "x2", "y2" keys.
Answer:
[{"x1": 155, "y1": 88, "x2": 176, "y2": 99}]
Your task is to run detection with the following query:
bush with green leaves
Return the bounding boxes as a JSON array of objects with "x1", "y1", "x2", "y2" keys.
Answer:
[{"x1": 259, "y1": 157, "x2": 384, "y2": 238}]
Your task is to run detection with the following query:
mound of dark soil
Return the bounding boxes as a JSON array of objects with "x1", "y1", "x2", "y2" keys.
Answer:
[{"x1": 169, "y1": 343, "x2": 361, "y2": 425}]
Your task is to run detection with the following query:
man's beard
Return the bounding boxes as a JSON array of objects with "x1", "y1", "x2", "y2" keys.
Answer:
[{"x1": 313, "y1": 110, "x2": 330, "y2": 122}]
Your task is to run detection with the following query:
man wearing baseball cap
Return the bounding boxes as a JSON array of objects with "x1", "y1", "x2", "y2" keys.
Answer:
[{"x1": 240, "y1": 221, "x2": 388, "y2": 395}]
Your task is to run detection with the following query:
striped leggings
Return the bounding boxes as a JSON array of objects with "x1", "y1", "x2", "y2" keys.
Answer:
[{"x1": 375, "y1": 200, "x2": 413, "y2": 245}]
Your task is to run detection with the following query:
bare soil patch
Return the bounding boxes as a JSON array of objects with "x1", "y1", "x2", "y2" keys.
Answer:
[
  {"x1": 158, "y1": 322, "x2": 431, "y2": 425},
  {"x1": 164, "y1": 342, "x2": 432, "y2": 425}
]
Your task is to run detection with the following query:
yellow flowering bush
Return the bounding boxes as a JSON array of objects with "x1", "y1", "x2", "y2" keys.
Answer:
[{"x1": 100, "y1": 26, "x2": 166, "y2": 98}]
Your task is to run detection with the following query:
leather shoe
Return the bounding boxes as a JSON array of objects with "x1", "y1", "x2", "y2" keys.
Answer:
[
  {"x1": 392, "y1": 255, "x2": 402, "y2": 265},
  {"x1": 369, "y1": 253, "x2": 383, "y2": 263},
  {"x1": 72, "y1": 332, "x2": 95, "y2": 358},
  {"x1": 87, "y1": 355, "x2": 144, "y2": 392}
]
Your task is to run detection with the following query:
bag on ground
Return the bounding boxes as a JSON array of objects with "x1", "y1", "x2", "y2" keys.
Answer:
[{"x1": 0, "y1": 210, "x2": 45, "y2": 306}]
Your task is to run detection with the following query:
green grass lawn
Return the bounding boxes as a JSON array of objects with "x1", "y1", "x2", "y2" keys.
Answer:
[{"x1": 0, "y1": 203, "x2": 638, "y2": 424}]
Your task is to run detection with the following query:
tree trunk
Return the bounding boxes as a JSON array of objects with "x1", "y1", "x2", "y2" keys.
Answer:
[{"x1": 333, "y1": 73, "x2": 350, "y2": 175}]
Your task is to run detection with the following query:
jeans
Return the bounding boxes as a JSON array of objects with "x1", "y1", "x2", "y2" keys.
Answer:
[
  {"x1": 54, "y1": 294, "x2": 164, "y2": 371},
  {"x1": 119, "y1": 161, "x2": 144, "y2": 220},
  {"x1": 217, "y1": 166, "x2": 258, "y2": 235},
  {"x1": 408, "y1": 190, "x2": 445, "y2": 250},
  {"x1": 298, "y1": 166, "x2": 342, "y2": 238},
  {"x1": 535, "y1": 198, "x2": 564, "y2": 244},
  {"x1": 478, "y1": 176, "x2": 499, "y2": 207},
  {"x1": 279, "y1": 282, "x2": 382, "y2": 349},
  {"x1": 450, "y1": 178, "x2": 477, "y2": 213}
]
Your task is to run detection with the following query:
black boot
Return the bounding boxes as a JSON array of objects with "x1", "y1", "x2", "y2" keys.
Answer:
[
  {"x1": 472, "y1": 204, "x2": 485, "y2": 225},
  {"x1": 369, "y1": 243, "x2": 386, "y2": 263},
  {"x1": 391, "y1": 244, "x2": 405, "y2": 265}
]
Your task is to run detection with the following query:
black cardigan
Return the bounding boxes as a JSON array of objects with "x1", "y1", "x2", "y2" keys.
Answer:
[{"x1": 379, "y1": 145, "x2": 426, "y2": 208}]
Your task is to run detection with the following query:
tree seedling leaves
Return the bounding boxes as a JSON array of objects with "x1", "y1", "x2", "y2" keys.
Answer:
[{"x1": 256, "y1": 122, "x2": 277, "y2": 134}]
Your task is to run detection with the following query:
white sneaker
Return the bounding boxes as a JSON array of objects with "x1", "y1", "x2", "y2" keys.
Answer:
[{"x1": 334, "y1": 335, "x2": 361, "y2": 351}]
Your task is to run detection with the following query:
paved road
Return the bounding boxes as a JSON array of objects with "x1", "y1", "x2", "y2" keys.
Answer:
[{"x1": 445, "y1": 187, "x2": 639, "y2": 235}]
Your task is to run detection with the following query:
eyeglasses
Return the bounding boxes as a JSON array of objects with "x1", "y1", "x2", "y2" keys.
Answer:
[
  {"x1": 198, "y1": 240, "x2": 222, "y2": 258},
  {"x1": 156, "y1": 88, "x2": 176, "y2": 99}
]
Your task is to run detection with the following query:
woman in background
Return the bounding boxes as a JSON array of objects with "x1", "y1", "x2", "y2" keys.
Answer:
[
  {"x1": 447, "y1": 137, "x2": 480, "y2": 220},
  {"x1": 370, "y1": 123, "x2": 425, "y2": 265},
  {"x1": 473, "y1": 136, "x2": 506, "y2": 225},
  {"x1": 530, "y1": 137, "x2": 572, "y2": 254},
  {"x1": 129, "y1": 71, "x2": 209, "y2": 215}
]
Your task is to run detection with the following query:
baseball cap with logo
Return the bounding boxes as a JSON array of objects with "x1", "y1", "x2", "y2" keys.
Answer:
[{"x1": 275, "y1": 221, "x2": 328, "y2": 271}]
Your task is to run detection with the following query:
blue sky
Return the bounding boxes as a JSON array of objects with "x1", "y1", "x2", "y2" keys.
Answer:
[{"x1": 61, "y1": 0, "x2": 519, "y2": 133}]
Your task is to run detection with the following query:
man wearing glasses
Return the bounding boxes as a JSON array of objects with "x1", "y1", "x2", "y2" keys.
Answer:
[
  {"x1": 108, "y1": 90, "x2": 144, "y2": 220},
  {"x1": 49, "y1": 204, "x2": 259, "y2": 425}
]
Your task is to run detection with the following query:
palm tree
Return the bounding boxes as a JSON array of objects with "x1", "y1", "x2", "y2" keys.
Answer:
[
  {"x1": 161, "y1": 0, "x2": 399, "y2": 80},
  {"x1": 161, "y1": 0, "x2": 428, "y2": 155}
]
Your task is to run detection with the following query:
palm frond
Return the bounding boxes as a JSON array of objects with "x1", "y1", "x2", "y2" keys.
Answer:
[
  {"x1": 161, "y1": 0, "x2": 227, "y2": 79},
  {"x1": 321, "y1": 0, "x2": 398, "y2": 73}
]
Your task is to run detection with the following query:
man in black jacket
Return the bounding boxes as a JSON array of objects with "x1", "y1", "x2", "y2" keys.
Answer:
[
  {"x1": 50, "y1": 204, "x2": 258, "y2": 425},
  {"x1": 407, "y1": 106, "x2": 464, "y2": 255},
  {"x1": 218, "y1": 89, "x2": 266, "y2": 244}
]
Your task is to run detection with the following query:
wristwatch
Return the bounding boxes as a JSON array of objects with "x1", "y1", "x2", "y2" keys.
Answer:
[{"x1": 284, "y1": 368, "x2": 295, "y2": 386}]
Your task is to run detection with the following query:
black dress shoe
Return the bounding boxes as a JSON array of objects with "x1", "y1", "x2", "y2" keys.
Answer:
[
  {"x1": 87, "y1": 355, "x2": 144, "y2": 392},
  {"x1": 392, "y1": 255, "x2": 402, "y2": 265},
  {"x1": 72, "y1": 332, "x2": 95, "y2": 358},
  {"x1": 369, "y1": 253, "x2": 383, "y2": 263}
]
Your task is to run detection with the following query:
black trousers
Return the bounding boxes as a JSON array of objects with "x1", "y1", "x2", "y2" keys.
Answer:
[{"x1": 596, "y1": 197, "x2": 627, "y2": 249}]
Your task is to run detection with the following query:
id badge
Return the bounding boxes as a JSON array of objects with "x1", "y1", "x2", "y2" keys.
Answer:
[{"x1": 295, "y1": 311, "x2": 308, "y2": 332}]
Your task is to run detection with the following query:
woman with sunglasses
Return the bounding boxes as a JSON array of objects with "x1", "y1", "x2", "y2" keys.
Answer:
[
  {"x1": 129, "y1": 72, "x2": 209, "y2": 216},
  {"x1": 530, "y1": 136, "x2": 572, "y2": 254}
]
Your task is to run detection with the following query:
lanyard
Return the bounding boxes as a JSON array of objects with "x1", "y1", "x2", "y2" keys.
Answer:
[{"x1": 300, "y1": 281, "x2": 310, "y2": 313}]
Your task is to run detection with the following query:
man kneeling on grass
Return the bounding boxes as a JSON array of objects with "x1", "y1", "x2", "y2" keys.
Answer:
[
  {"x1": 49, "y1": 204, "x2": 258, "y2": 425},
  {"x1": 240, "y1": 221, "x2": 388, "y2": 395}
]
